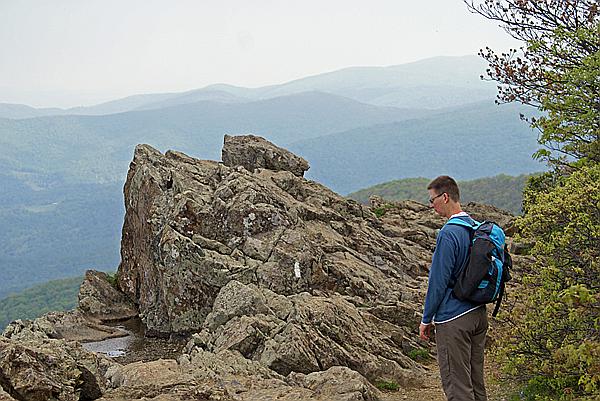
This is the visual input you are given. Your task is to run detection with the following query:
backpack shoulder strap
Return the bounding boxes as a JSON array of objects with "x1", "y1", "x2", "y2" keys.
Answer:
[
  {"x1": 445, "y1": 217, "x2": 479, "y2": 289},
  {"x1": 445, "y1": 217, "x2": 480, "y2": 230}
]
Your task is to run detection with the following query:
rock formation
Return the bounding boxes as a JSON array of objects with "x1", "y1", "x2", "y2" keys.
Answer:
[
  {"x1": 116, "y1": 135, "x2": 441, "y2": 385},
  {"x1": 78, "y1": 270, "x2": 138, "y2": 322},
  {"x1": 0, "y1": 336, "x2": 115, "y2": 401},
  {"x1": 222, "y1": 134, "x2": 310, "y2": 177},
  {"x1": 1, "y1": 134, "x2": 518, "y2": 400}
]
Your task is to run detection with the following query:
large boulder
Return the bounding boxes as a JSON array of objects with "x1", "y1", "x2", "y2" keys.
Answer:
[
  {"x1": 222, "y1": 134, "x2": 310, "y2": 177},
  {"x1": 117, "y1": 142, "x2": 429, "y2": 336},
  {"x1": 0, "y1": 337, "x2": 114, "y2": 401},
  {"x1": 78, "y1": 270, "x2": 138, "y2": 322}
]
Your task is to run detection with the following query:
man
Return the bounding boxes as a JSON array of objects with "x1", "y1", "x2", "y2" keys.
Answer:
[{"x1": 419, "y1": 175, "x2": 488, "y2": 401}]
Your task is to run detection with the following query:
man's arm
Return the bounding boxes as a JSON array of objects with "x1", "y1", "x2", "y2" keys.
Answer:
[{"x1": 421, "y1": 234, "x2": 457, "y2": 326}]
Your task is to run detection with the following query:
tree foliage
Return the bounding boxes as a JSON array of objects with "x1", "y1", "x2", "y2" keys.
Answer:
[
  {"x1": 465, "y1": 0, "x2": 600, "y2": 164},
  {"x1": 0, "y1": 276, "x2": 83, "y2": 330},
  {"x1": 498, "y1": 165, "x2": 600, "y2": 399},
  {"x1": 465, "y1": 0, "x2": 600, "y2": 398}
]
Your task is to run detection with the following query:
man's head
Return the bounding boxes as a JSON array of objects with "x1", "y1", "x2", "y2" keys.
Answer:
[{"x1": 427, "y1": 175, "x2": 462, "y2": 218}]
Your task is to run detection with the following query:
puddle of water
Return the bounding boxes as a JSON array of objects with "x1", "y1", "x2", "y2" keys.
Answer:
[
  {"x1": 81, "y1": 323, "x2": 133, "y2": 358},
  {"x1": 82, "y1": 318, "x2": 188, "y2": 364}
]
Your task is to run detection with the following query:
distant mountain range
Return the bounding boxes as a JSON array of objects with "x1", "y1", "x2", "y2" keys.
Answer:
[
  {"x1": 0, "y1": 55, "x2": 495, "y2": 119},
  {"x1": 0, "y1": 91, "x2": 431, "y2": 186},
  {"x1": 290, "y1": 100, "x2": 543, "y2": 193},
  {"x1": 0, "y1": 55, "x2": 545, "y2": 299}
]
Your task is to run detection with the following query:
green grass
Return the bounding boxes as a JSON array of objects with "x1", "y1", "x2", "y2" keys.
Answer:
[
  {"x1": 375, "y1": 380, "x2": 400, "y2": 391},
  {"x1": 408, "y1": 348, "x2": 431, "y2": 362},
  {"x1": 372, "y1": 203, "x2": 395, "y2": 218},
  {"x1": 105, "y1": 271, "x2": 119, "y2": 288}
]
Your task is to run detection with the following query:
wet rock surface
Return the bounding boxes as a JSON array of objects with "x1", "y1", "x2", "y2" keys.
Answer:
[{"x1": 82, "y1": 318, "x2": 187, "y2": 364}]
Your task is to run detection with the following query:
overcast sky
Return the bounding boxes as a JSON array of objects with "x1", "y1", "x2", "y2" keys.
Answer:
[{"x1": 0, "y1": 0, "x2": 518, "y2": 108}]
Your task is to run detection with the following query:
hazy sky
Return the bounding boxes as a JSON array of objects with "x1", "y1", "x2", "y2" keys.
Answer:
[{"x1": 0, "y1": 0, "x2": 518, "y2": 108}]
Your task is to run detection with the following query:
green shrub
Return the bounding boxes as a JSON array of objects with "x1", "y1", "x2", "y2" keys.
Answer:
[
  {"x1": 372, "y1": 203, "x2": 394, "y2": 218},
  {"x1": 494, "y1": 163, "x2": 600, "y2": 399},
  {"x1": 105, "y1": 271, "x2": 119, "y2": 288},
  {"x1": 408, "y1": 348, "x2": 431, "y2": 362},
  {"x1": 374, "y1": 380, "x2": 399, "y2": 391}
]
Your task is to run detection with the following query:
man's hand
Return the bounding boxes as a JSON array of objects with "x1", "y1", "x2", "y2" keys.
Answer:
[{"x1": 419, "y1": 322, "x2": 433, "y2": 341}]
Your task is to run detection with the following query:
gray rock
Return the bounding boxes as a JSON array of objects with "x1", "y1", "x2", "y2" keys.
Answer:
[
  {"x1": 222, "y1": 134, "x2": 310, "y2": 177},
  {"x1": 111, "y1": 137, "x2": 514, "y2": 393},
  {"x1": 463, "y1": 201, "x2": 516, "y2": 229},
  {"x1": 299, "y1": 366, "x2": 382, "y2": 401},
  {"x1": 2, "y1": 310, "x2": 128, "y2": 343},
  {"x1": 0, "y1": 337, "x2": 115, "y2": 401},
  {"x1": 99, "y1": 351, "x2": 383, "y2": 401},
  {"x1": 78, "y1": 270, "x2": 138, "y2": 322},
  {"x1": 203, "y1": 280, "x2": 270, "y2": 330}
]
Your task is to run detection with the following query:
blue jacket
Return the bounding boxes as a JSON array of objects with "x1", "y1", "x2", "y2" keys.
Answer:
[{"x1": 422, "y1": 214, "x2": 482, "y2": 324}]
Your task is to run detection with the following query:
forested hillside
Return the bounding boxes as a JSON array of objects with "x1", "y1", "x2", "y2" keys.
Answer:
[
  {"x1": 290, "y1": 101, "x2": 543, "y2": 193},
  {"x1": 0, "y1": 178, "x2": 122, "y2": 299},
  {"x1": 348, "y1": 174, "x2": 530, "y2": 214},
  {"x1": 0, "y1": 276, "x2": 83, "y2": 330}
]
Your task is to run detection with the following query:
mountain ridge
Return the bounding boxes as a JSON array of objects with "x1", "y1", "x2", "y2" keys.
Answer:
[{"x1": 0, "y1": 55, "x2": 494, "y2": 118}]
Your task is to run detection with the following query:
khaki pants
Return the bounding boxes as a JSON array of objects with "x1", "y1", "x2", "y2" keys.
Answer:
[{"x1": 435, "y1": 306, "x2": 488, "y2": 401}]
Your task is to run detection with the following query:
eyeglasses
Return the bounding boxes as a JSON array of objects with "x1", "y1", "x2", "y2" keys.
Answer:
[{"x1": 429, "y1": 193, "x2": 445, "y2": 204}]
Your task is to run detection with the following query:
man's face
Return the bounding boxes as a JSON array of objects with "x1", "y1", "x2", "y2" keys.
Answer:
[{"x1": 428, "y1": 189, "x2": 447, "y2": 216}]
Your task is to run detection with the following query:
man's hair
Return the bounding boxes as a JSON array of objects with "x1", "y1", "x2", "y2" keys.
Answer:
[{"x1": 427, "y1": 175, "x2": 460, "y2": 202}]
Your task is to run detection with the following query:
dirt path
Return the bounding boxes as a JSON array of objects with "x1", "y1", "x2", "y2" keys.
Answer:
[
  {"x1": 381, "y1": 363, "x2": 445, "y2": 401},
  {"x1": 380, "y1": 361, "x2": 511, "y2": 401}
]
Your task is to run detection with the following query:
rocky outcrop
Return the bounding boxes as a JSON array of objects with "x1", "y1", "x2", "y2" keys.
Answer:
[
  {"x1": 222, "y1": 134, "x2": 310, "y2": 177},
  {"x1": 463, "y1": 202, "x2": 516, "y2": 232},
  {"x1": 3, "y1": 269, "x2": 138, "y2": 346},
  {"x1": 114, "y1": 136, "x2": 516, "y2": 387},
  {"x1": 3, "y1": 311, "x2": 127, "y2": 343},
  {"x1": 0, "y1": 337, "x2": 115, "y2": 401},
  {"x1": 190, "y1": 280, "x2": 419, "y2": 384},
  {"x1": 78, "y1": 270, "x2": 138, "y2": 322},
  {"x1": 118, "y1": 141, "x2": 433, "y2": 335},
  {"x1": 0, "y1": 135, "x2": 517, "y2": 400},
  {"x1": 116, "y1": 137, "x2": 438, "y2": 384}
]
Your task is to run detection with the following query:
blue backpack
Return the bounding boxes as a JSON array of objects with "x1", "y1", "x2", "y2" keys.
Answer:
[{"x1": 446, "y1": 217, "x2": 512, "y2": 317}]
